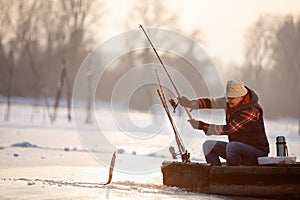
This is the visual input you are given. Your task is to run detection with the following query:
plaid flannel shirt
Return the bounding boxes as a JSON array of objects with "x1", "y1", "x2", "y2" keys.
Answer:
[{"x1": 196, "y1": 97, "x2": 261, "y2": 135}]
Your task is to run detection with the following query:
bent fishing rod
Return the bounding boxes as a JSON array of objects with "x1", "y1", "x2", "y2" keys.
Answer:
[
  {"x1": 155, "y1": 69, "x2": 190, "y2": 163},
  {"x1": 139, "y1": 24, "x2": 193, "y2": 120},
  {"x1": 155, "y1": 70, "x2": 185, "y2": 153}
]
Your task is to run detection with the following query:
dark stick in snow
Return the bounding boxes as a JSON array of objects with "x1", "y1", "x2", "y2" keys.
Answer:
[{"x1": 102, "y1": 151, "x2": 116, "y2": 186}]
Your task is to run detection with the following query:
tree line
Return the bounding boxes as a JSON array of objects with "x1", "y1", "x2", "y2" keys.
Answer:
[
  {"x1": 0, "y1": 0, "x2": 203, "y2": 123},
  {"x1": 227, "y1": 14, "x2": 299, "y2": 133},
  {"x1": 240, "y1": 14, "x2": 299, "y2": 123},
  {"x1": 0, "y1": 0, "x2": 103, "y2": 121},
  {"x1": 0, "y1": 1, "x2": 299, "y2": 130}
]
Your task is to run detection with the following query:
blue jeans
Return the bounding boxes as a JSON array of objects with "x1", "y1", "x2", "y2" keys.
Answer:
[{"x1": 202, "y1": 140, "x2": 268, "y2": 166}]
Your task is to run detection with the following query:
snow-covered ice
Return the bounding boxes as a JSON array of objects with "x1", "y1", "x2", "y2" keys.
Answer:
[{"x1": 0, "y1": 99, "x2": 299, "y2": 199}]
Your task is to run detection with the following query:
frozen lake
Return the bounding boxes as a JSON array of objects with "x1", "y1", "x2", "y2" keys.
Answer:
[{"x1": 0, "y1": 100, "x2": 299, "y2": 199}]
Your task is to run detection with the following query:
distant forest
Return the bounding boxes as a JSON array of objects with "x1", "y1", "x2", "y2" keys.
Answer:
[{"x1": 0, "y1": 1, "x2": 299, "y2": 129}]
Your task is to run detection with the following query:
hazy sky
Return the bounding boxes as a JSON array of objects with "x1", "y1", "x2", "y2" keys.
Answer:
[
  {"x1": 177, "y1": 0, "x2": 300, "y2": 65},
  {"x1": 102, "y1": 0, "x2": 300, "y2": 65}
]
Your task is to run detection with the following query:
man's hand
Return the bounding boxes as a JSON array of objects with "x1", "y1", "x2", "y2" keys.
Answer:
[
  {"x1": 177, "y1": 96, "x2": 191, "y2": 108},
  {"x1": 177, "y1": 96, "x2": 200, "y2": 111},
  {"x1": 188, "y1": 119, "x2": 206, "y2": 130}
]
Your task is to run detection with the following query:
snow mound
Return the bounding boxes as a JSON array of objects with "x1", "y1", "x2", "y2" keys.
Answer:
[{"x1": 11, "y1": 141, "x2": 37, "y2": 148}]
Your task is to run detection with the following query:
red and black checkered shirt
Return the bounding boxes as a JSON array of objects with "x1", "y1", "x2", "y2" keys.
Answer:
[{"x1": 196, "y1": 95, "x2": 261, "y2": 136}]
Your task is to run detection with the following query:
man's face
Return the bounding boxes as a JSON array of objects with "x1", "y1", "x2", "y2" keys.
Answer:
[{"x1": 226, "y1": 96, "x2": 243, "y2": 108}]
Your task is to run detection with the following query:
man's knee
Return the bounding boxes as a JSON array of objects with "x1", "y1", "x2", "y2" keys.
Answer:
[
  {"x1": 203, "y1": 140, "x2": 217, "y2": 155},
  {"x1": 226, "y1": 142, "x2": 239, "y2": 151},
  {"x1": 226, "y1": 142, "x2": 240, "y2": 153}
]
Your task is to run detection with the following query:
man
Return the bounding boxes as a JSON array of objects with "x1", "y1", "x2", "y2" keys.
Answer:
[{"x1": 178, "y1": 80, "x2": 269, "y2": 166}]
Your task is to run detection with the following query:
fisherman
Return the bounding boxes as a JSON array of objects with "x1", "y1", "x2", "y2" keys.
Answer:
[{"x1": 177, "y1": 80, "x2": 270, "y2": 166}]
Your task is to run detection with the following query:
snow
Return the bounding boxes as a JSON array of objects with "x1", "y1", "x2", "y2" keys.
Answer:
[{"x1": 0, "y1": 99, "x2": 299, "y2": 199}]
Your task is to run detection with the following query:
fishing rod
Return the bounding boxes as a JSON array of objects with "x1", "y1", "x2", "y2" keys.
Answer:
[
  {"x1": 155, "y1": 70, "x2": 184, "y2": 152},
  {"x1": 155, "y1": 69, "x2": 190, "y2": 163},
  {"x1": 139, "y1": 24, "x2": 193, "y2": 120}
]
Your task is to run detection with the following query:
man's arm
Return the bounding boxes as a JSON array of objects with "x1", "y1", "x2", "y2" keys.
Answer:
[
  {"x1": 178, "y1": 96, "x2": 227, "y2": 110},
  {"x1": 190, "y1": 107, "x2": 261, "y2": 135},
  {"x1": 196, "y1": 97, "x2": 227, "y2": 109}
]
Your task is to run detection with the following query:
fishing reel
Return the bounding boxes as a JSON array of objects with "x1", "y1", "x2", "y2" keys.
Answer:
[
  {"x1": 169, "y1": 146, "x2": 190, "y2": 163},
  {"x1": 168, "y1": 98, "x2": 178, "y2": 113},
  {"x1": 181, "y1": 150, "x2": 190, "y2": 163},
  {"x1": 169, "y1": 146, "x2": 177, "y2": 159}
]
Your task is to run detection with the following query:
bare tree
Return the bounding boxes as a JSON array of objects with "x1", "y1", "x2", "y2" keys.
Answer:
[
  {"x1": 51, "y1": 0, "x2": 97, "y2": 123},
  {"x1": 0, "y1": 1, "x2": 13, "y2": 120},
  {"x1": 0, "y1": 0, "x2": 14, "y2": 121},
  {"x1": 0, "y1": 0, "x2": 52, "y2": 121},
  {"x1": 0, "y1": 0, "x2": 105, "y2": 123},
  {"x1": 242, "y1": 14, "x2": 300, "y2": 133},
  {"x1": 4, "y1": 41, "x2": 14, "y2": 121},
  {"x1": 114, "y1": 0, "x2": 205, "y2": 110},
  {"x1": 21, "y1": 1, "x2": 53, "y2": 121},
  {"x1": 273, "y1": 15, "x2": 300, "y2": 134},
  {"x1": 243, "y1": 14, "x2": 281, "y2": 88},
  {"x1": 126, "y1": 0, "x2": 178, "y2": 29}
]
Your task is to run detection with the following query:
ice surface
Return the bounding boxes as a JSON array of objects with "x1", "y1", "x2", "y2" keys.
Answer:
[{"x1": 0, "y1": 99, "x2": 299, "y2": 199}]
